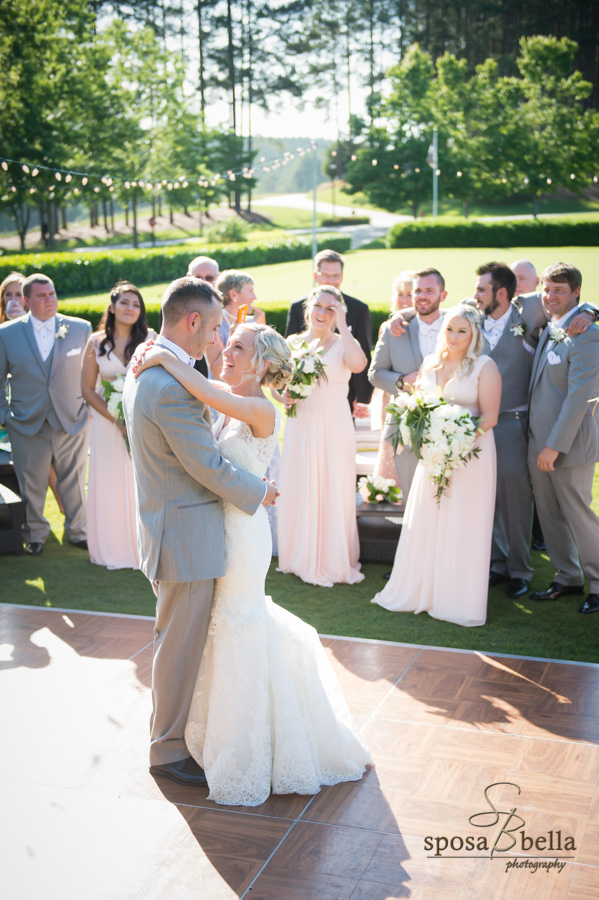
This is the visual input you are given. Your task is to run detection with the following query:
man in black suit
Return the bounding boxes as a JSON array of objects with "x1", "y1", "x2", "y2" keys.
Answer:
[{"x1": 285, "y1": 249, "x2": 373, "y2": 414}]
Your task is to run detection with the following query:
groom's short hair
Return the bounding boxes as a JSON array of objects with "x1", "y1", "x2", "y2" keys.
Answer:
[{"x1": 161, "y1": 276, "x2": 223, "y2": 326}]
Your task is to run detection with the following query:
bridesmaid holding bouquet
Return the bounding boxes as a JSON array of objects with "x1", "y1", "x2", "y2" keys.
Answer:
[{"x1": 81, "y1": 281, "x2": 154, "y2": 569}]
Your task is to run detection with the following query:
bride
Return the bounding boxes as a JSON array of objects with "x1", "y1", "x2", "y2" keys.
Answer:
[{"x1": 133, "y1": 323, "x2": 372, "y2": 806}]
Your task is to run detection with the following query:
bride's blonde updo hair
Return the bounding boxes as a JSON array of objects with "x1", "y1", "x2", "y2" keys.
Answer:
[
  {"x1": 237, "y1": 323, "x2": 293, "y2": 389},
  {"x1": 434, "y1": 303, "x2": 484, "y2": 376}
]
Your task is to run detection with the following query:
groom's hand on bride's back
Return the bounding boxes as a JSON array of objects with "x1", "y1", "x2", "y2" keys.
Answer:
[{"x1": 262, "y1": 479, "x2": 279, "y2": 506}]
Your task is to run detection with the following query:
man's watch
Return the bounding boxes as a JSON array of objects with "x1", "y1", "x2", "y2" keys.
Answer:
[{"x1": 395, "y1": 375, "x2": 404, "y2": 392}]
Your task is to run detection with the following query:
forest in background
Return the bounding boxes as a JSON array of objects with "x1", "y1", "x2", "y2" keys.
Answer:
[{"x1": 1, "y1": 0, "x2": 598, "y2": 248}]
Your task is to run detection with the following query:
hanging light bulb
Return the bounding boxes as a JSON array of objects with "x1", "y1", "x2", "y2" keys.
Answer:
[
  {"x1": 32, "y1": 168, "x2": 39, "y2": 177},
  {"x1": 372, "y1": 159, "x2": 378, "y2": 166},
  {"x1": 22, "y1": 164, "x2": 30, "y2": 173},
  {"x1": 55, "y1": 171, "x2": 62, "y2": 181},
  {"x1": 82, "y1": 176, "x2": 88, "y2": 186},
  {"x1": 65, "y1": 173, "x2": 72, "y2": 183},
  {"x1": 457, "y1": 171, "x2": 462, "y2": 177},
  {"x1": 1, "y1": 161, "x2": 8, "y2": 171}
]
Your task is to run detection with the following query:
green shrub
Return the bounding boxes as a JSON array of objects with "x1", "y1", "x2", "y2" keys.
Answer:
[
  {"x1": 206, "y1": 219, "x2": 249, "y2": 243},
  {"x1": 321, "y1": 215, "x2": 371, "y2": 227},
  {"x1": 0, "y1": 235, "x2": 351, "y2": 298},
  {"x1": 388, "y1": 216, "x2": 599, "y2": 248}
]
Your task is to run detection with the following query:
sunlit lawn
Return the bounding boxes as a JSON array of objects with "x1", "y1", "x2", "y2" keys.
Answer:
[
  {"x1": 60, "y1": 245, "x2": 599, "y2": 315},
  {"x1": 2, "y1": 471, "x2": 598, "y2": 664}
]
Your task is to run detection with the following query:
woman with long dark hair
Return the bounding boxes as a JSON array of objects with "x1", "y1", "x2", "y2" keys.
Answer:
[{"x1": 81, "y1": 281, "x2": 154, "y2": 568}]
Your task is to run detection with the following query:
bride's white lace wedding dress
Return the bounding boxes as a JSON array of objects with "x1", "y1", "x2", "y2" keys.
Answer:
[{"x1": 184, "y1": 409, "x2": 372, "y2": 806}]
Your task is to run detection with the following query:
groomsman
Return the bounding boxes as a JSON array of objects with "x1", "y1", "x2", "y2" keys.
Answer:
[
  {"x1": 510, "y1": 259, "x2": 540, "y2": 296},
  {"x1": 0, "y1": 274, "x2": 91, "y2": 553},
  {"x1": 369, "y1": 268, "x2": 447, "y2": 501},
  {"x1": 528, "y1": 263, "x2": 599, "y2": 614},
  {"x1": 286, "y1": 249, "x2": 373, "y2": 415},
  {"x1": 474, "y1": 262, "x2": 595, "y2": 598}
]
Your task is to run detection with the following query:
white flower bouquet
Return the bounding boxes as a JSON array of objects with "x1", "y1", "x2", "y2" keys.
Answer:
[
  {"x1": 101, "y1": 374, "x2": 130, "y2": 454},
  {"x1": 386, "y1": 387, "x2": 481, "y2": 501},
  {"x1": 358, "y1": 475, "x2": 401, "y2": 505},
  {"x1": 285, "y1": 340, "x2": 327, "y2": 418}
]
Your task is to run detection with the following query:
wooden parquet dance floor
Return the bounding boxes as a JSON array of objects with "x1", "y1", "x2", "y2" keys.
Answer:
[{"x1": 1, "y1": 603, "x2": 598, "y2": 899}]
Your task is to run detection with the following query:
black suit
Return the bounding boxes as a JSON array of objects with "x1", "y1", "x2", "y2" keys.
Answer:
[{"x1": 285, "y1": 293, "x2": 373, "y2": 408}]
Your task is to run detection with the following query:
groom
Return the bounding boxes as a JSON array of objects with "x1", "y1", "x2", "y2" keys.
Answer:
[{"x1": 123, "y1": 276, "x2": 275, "y2": 786}]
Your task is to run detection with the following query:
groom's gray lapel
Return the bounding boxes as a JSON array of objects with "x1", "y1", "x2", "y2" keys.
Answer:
[{"x1": 22, "y1": 315, "x2": 48, "y2": 379}]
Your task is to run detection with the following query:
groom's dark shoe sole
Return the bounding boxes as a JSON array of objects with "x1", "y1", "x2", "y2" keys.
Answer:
[{"x1": 150, "y1": 757, "x2": 208, "y2": 787}]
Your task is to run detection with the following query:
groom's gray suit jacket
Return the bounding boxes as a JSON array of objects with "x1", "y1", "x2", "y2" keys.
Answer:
[
  {"x1": 123, "y1": 364, "x2": 265, "y2": 584},
  {"x1": 0, "y1": 312, "x2": 91, "y2": 436}
]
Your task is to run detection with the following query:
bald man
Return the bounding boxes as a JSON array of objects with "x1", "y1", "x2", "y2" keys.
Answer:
[
  {"x1": 187, "y1": 256, "x2": 219, "y2": 284},
  {"x1": 511, "y1": 260, "x2": 540, "y2": 296}
]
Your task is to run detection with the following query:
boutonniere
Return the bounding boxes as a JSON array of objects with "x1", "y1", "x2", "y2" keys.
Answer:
[
  {"x1": 56, "y1": 322, "x2": 69, "y2": 340},
  {"x1": 510, "y1": 322, "x2": 526, "y2": 337},
  {"x1": 549, "y1": 325, "x2": 568, "y2": 344}
]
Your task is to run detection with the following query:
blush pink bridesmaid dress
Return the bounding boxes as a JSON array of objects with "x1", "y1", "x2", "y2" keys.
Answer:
[
  {"x1": 277, "y1": 338, "x2": 364, "y2": 587},
  {"x1": 371, "y1": 355, "x2": 497, "y2": 626},
  {"x1": 87, "y1": 343, "x2": 139, "y2": 569}
]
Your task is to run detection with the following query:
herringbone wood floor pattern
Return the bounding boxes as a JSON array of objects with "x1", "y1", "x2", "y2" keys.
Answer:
[{"x1": 1, "y1": 603, "x2": 597, "y2": 899}]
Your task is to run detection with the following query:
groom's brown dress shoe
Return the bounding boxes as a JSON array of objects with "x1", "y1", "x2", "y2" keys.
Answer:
[
  {"x1": 530, "y1": 581, "x2": 584, "y2": 601},
  {"x1": 579, "y1": 594, "x2": 599, "y2": 615},
  {"x1": 149, "y1": 757, "x2": 208, "y2": 786}
]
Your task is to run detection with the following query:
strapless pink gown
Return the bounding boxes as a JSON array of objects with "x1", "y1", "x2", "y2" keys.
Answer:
[
  {"x1": 87, "y1": 344, "x2": 139, "y2": 569},
  {"x1": 278, "y1": 338, "x2": 363, "y2": 587},
  {"x1": 372, "y1": 355, "x2": 497, "y2": 626}
]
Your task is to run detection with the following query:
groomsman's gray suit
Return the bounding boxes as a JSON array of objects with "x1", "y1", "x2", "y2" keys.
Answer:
[
  {"x1": 528, "y1": 313, "x2": 599, "y2": 592},
  {"x1": 368, "y1": 313, "x2": 446, "y2": 501},
  {"x1": 0, "y1": 312, "x2": 91, "y2": 543},
  {"x1": 123, "y1": 360, "x2": 266, "y2": 766},
  {"x1": 484, "y1": 293, "x2": 548, "y2": 581}
]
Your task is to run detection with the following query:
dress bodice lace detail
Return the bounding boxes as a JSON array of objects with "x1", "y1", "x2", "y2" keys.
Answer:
[{"x1": 215, "y1": 408, "x2": 281, "y2": 479}]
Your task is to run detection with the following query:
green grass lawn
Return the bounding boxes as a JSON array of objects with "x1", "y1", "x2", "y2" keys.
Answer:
[
  {"x1": 2, "y1": 477, "x2": 598, "y2": 664},
  {"x1": 59, "y1": 245, "x2": 599, "y2": 313}
]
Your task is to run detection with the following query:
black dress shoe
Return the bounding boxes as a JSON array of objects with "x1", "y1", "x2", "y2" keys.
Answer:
[
  {"x1": 24, "y1": 542, "x2": 43, "y2": 555},
  {"x1": 533, "y1": 538, "x2": 547, "y2": 552},
  {"x1": 507, "y1": 578, "x2": 530, "y2": 599},
  {"x1": 70, "y1": 540, "x2": 88, "y2": 551},
  {"x1": 530, "y1": 581, "x2": 585, "y2": 601},
  {"x1": 149, "y1": 757, "x2": 208, "y2": 786},
  {"x1": 488, "y1": 572, "x2": 508, "y2": 587},
  {"x1": 579, "y1": 594, "x2": 599, "y2": 615}
]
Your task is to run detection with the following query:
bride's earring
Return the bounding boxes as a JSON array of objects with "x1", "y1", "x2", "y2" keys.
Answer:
[{"x1": 255, "y1": 375, "x2": 261, "y2": 382}]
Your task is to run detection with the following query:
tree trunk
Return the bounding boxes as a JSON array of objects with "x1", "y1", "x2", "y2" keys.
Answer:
[
  {"x1": 125, "y1": 201, "x2": 129, "y2": 228},
  {"x1": 132, "y1": 194, "x2": 138, "y2": 248},
  {"x1": 12, "y1": 201, "x2": 30, "y2": 251},
  {"x1": 169, "y1": 203, "x2": 174, "y2": 225},
  {"x1": 61, "y1": 206, "x2": 67, "y2": 230},
  {"x1": 533, "y1": 194, "x2": 540, "y2": 218},
  {"x1": 463, "y1": 199, "x2": 470, "y2": 217},
  {"x1": 103, "y1": 199, "x2": 109, "y2": 232},
  {"x1": 110, "y1": 197, "x2": 115, "y2": 231},
  {"x1": 47, "y1": 201, "x2": 56, "y2": 250},
  {"x1": 196, "y1": 0, "x2": 207, "y2": 121},
  {"x1": 40, "y1": 203, "x2": 49, "y2": 248}
]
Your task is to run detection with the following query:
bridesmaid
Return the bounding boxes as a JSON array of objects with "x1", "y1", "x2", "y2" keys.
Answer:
[
  {"x1": 0, "y1": 272, "x2": 27, "y2": 323},
  {"x1": 81, "y1": 281, "x2": 154, "y2": 569},
  {"x1": 278, "y1": 286, "x2": 367, "y2": 587}
]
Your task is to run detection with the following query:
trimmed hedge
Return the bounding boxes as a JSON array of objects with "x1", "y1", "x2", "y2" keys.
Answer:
[
  {"x1": 0, "y1": 235, "x2": 351, "y2": 298},
  {"x1": 321, "y1": 215, "x2": 371, "y2": 226},
  {"x1": 388, "y1": 216, "x2": 599, "y2": 248},
  {"x1": 58, "y1": 298, "x2": 392, "y2": 347}
]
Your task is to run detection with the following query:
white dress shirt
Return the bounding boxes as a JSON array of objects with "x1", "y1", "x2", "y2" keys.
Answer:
[
  {"x1": 156, "y1": 334, "x2": 195, "y2": 366},
  {"x1": 483, "y1": 306, "x2": 512, "y2": 351},
  {"x1": 417, "y1": 316, "x2": 443, "y2": 358},
  {"x1": 31, "y1": 314, "x2": 56, "y2": 362}
]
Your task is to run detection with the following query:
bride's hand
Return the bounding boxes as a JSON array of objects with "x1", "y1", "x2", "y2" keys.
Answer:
[{"x1": 131, "y1": 341, "x2": 170, "y2": 377}]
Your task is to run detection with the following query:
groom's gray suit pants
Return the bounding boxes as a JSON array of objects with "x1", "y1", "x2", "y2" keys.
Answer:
[{"x1": 150, "y1": 578, "x2": 214, "y2": 765}]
